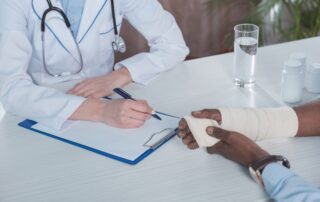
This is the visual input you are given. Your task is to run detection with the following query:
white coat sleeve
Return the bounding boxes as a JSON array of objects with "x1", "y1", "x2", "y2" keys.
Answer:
[
  {"x1": 115, "y1": 0, "x2": 189, "y2": 85},
  {"x1": 0, "y1": 0, "x2": 85, "y2": 130}
]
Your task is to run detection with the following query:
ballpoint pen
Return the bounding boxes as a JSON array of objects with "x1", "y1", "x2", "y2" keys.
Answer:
[
  {"x1": 113, "y1": 88, "x2": 162, "y2": 120},
  {"x1": 103, "y1": 96, "x2": 112, "y2": 100}
]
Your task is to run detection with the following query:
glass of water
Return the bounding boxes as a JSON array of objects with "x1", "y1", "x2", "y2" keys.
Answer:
[{"x1": 234, "y1": 24, "x2": 259, "y2": 87}]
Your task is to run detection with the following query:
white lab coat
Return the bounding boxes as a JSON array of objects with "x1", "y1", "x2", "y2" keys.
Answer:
[{"x1": 0, "y1": 0, "x2": 189, "y2": 129}]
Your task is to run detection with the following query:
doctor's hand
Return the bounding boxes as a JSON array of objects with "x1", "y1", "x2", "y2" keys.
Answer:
[
  {"x1": 101, "y1": 99, "x2": 153, "y2": 128},
  {"x1": 68, "y1": 67, "x2": 132, "y2": 98},
  {"x1": 205, "y1": 127, "x2": 269, "y2": 167},
  {"x1": 178, "y1": 109, "x2": 222, "y2": 149},
  {"x1": 71, "y1": 99, "x2": 153, "y2": 128}
]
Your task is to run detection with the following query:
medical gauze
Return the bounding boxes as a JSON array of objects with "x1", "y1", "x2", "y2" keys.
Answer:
[
  {"x1": 219, "y1": 107, "x2": 298, "y2": 141},
  {"x1": 183, "y1": 107, "x2": 298, "y2": 147},
  {"x1": 184, "y1": 116, "x2": 220, "y2": 147}
]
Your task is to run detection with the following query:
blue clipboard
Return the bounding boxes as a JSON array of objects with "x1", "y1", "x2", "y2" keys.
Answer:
[{"x1": 18, "y1": 119, "x2": 178, "y2": 165}]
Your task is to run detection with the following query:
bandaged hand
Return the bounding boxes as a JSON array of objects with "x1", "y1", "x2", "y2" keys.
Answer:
[
  {"x1": 179, "y1": 107, "x2": 299, "y2": 149},
  {"x1": 178, "y1": 109, "x2": 222, "y2": 149}
]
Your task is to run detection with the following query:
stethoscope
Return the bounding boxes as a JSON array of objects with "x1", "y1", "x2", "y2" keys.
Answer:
[{"x1": 41, "y1": 0, "x2": 126, "y2": 77}]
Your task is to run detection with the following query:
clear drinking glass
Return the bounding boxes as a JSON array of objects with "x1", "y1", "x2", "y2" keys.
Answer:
[{"x1": 234, "y1": 24, "x2": 259, "y2": 87}]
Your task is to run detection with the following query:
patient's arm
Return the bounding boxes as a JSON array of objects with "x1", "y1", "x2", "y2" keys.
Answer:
[
  {"x1": 294, "y1": 101, "x2": 320, "y2": 137},
  {"x1": 178, "y1": 101, "x2": 320, "y2": 149}
]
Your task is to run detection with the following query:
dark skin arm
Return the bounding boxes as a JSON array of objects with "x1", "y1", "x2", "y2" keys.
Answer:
[
  {"x1": 179, "y1": 101, "x2": 320, "y2": 151},
  {"x1": 179, "y1": 117, "x2": 269, "y2": 166},
  {"x1": 294, "y1": 101, "x2": 320, "y2": 137},
  {"x1": 206, "y1": 127, "x2": 269, "y2": 167}
]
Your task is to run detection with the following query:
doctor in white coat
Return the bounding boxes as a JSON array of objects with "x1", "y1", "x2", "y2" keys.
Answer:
[{"x1": 0, "y1": 0, "x2": 189, "y2": 130}]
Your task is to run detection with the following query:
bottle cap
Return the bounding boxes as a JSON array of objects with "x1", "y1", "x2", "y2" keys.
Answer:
[
  {"x1": 308, "y1": 63, "x2": 320, "y2": 74},
  {"x1": 290, "y1": 52, "x2": 307, "y2": 64},
  {"x1": 284, "y1": 59, "x2": 303, "y2": 72}
]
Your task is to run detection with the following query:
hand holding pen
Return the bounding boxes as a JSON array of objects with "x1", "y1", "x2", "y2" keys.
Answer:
[
  {"x1": 96, "y1": 98, "x2": 154, "y2": 128},
  {"x1": 113, "y1": 88, "x2": 162, "y2": 121}
]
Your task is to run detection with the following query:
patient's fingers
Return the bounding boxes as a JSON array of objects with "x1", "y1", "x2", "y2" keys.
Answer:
[
  {"x1": 179, "y1": 119, "x2": 190, "y2": 138},
  {"x1": 187, "y1": 141, "x2": 199, "y2": 150},
  {"x1": 191, "y1": 109, "x2": 222, "y2": 123},
  {"x1": 182, "y1": 134, "x2": 195, "y2": 145}
]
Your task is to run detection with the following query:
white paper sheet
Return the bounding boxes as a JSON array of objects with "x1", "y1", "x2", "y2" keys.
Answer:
[{"x1": 32, "y1": 115, "x2": 179, "y2": 161}]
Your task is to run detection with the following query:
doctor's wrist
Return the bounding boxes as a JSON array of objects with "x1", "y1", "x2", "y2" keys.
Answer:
[
  {"x1": 113, "y1": 67, "x2": 132, "y2": 86},
  {"x1": 70, "y1": 99, "x2": 106, "y2": 123}
]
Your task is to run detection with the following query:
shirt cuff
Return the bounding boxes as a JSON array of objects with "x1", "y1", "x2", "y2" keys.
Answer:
[
  {"x1": 262, "y1": 163, "x2": 295, "y2": 194},
  {"x1": 33, "y1": 95, "x2": 85, "y2": 131},
  {"x1": 114, "y1": 53, "x2": 161, "y2": 86}
]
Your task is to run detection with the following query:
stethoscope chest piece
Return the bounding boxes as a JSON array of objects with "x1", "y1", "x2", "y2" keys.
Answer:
[{"x1": 112, "y1": 35, "x2": 126, "y2": 53}]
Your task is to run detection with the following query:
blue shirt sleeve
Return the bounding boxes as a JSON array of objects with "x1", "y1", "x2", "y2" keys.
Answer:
[{"x1": 262, "y1": 163, "x2": 320, "y2": 202}]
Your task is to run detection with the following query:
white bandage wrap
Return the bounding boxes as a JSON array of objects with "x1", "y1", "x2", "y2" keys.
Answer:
[
  {"x1": 219, "y1": 107, "x2": 298, "y2": 141},
  {"x1": 184, "y1": 107, "x2": 299, "y2": 147},
  {"x1": 184, "y1": 116, "x2": 220, "y2": 147}
]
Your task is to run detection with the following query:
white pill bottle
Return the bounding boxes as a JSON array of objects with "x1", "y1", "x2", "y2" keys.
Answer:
[
  {"x1": 305, "y1": 63, "x2": 320, "y2": 93},
  {"x1": 281, "y1": 60, "x2": 304, "y2": 103}
]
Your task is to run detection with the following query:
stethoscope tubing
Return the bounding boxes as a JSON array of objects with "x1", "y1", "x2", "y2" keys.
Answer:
[
  {"x1": 41, "y1": 0, "x2": 83, "y2": 77},
  {"x1": 41, "y1": 0, "x2": 125, "y2": 77}
]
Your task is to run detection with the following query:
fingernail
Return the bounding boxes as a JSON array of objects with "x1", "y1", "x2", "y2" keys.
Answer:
[
  {"x1": 206, "y1": 127, "x2": 214, "y2": 135},
  {"x1": 192, "y1": 111, "x2": 201, "y2": 115}
]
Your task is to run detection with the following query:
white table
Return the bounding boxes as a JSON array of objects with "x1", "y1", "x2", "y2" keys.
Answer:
[{"x1": 1, "y1": 37, "x2": 320, "y2": 202}]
